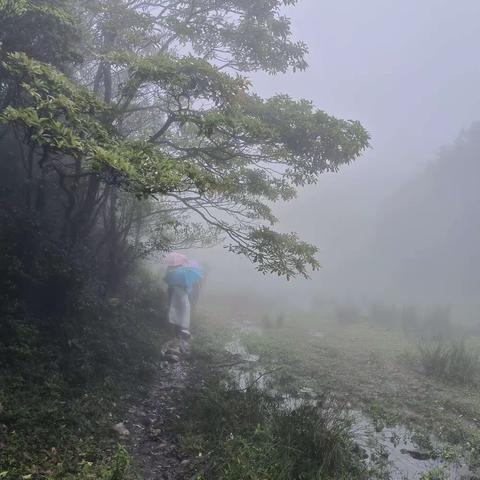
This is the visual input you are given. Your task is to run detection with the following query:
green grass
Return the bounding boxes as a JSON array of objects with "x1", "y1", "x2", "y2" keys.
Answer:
[
  {"x1": 0, "y1": 373, "x2": 137, "y2": 480},
  {"x1": 418, "y1": 340, "x2": 480, "y2": 385},
  {"x1": 176, "y1": 362, "x2": 367, "y2": 480},
  {"x1": 195, "y1": 310, "x2": 480, "y2": 473},
  {"x1": 419, "y1": 466, "x2": 448, "y2": 480},
  {"x1": 0, "y1": 301, "x2": 168, "y2": 480}
]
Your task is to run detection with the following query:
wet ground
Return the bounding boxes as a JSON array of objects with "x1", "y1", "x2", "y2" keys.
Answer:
[
  {"x1": 120, "y1": 322, "x2": 477, "y2": 479},
  {"x1": 224, "y1": 321, "x2": 475, "y2": 480},
  {"x1": 124, "y1": 338, "x2": 195, "y2": 480},
  {"x1": 352, "y1": 415, "x2": 472, "y2": 479}
]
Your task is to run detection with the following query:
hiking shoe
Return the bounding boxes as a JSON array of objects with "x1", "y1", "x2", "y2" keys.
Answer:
[{"x1": 180, "y1": 329, "x2": 191, "y2": 339}]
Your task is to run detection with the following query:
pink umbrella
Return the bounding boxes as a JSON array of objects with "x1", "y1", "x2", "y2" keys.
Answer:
[
  {"x1": 185, "y1": 259, "x2": 202, "y2": 269},
  {"x1": 164, "y1": 251, "x2": 188, "y2": 267}
]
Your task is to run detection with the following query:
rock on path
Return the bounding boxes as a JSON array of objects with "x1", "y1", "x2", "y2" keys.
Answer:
[{"x1": 124, "y1": 338, "x2": 197, "y2": 480}]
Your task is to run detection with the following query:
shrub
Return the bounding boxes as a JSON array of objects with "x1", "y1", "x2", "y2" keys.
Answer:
[
  {"x1": 177, "y1": 371, "x2": 367, "y2": 480},
  {"x1": 417, "y1": 340, "x2": 479, "y2": 385}
]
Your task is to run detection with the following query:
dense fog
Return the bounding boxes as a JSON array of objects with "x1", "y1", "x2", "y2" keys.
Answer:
[
  {"x1": 195, "y1": 0, "x2": 480, "y2": 323},
  {"x1": 3, "y1": 1, "x2": 480, "y2": 478}
]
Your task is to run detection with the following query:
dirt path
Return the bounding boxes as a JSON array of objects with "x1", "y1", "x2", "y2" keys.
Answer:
[{"x1": 124, "y1": 338, "x2": 196, "y2": 480}]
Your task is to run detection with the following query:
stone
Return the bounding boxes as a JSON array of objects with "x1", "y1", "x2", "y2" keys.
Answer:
[
  {"x1": 150, "y1": 428, "x2": 162, "y2": 439},
  {"x1": 400, "y1": 449, "x2": 431, "y2": 461},
  {"x1": 112, "y1": 422, "x2": 130, "y2": 436}
]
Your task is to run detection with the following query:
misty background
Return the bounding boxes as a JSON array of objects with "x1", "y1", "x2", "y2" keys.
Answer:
[{"x1": 192, "y1": 0, "x2": 480, "y2": 320}]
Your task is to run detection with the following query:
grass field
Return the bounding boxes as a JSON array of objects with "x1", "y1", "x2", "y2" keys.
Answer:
[{"x1": 192, "y1": 307, "x2": 480, "y2": 478}]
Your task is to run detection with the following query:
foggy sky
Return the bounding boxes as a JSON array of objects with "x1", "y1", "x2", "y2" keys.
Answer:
[{"x1": 194, "y1": 0, "x2": 480, "y2": 315}]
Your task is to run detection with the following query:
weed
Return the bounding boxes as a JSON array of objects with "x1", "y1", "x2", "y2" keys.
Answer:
[
  {"x1": 417, "y1": 340, "x2": 479, "y2": 385},
  {"x1": 176, "y1": 365, "x2": 367, "y2": 480},
  {"x1": 0, "y1": 292, "x2": 168, "y2": 479},
  {"x1": 419, "y1": 466, "x2": 448, "y2": 480},
  {"x1": 466, "y1": 432, "x2": 480, "y2": 471}
]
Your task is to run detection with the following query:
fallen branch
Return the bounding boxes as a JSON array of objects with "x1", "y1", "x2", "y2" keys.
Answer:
[{"x1": 239, "y1": 366, "x2": 283, "y2": 392}]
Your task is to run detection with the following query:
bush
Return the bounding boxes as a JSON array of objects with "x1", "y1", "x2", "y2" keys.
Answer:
[
  {"x1": 177, "y1": 371, "x2": 367, "y2": 480},
  {"x1": 0, "y1": 216, "x2": 169, "y2": 478},
  {"x1": 418, "y1": 340, "x2": 479, "y2": 385}
]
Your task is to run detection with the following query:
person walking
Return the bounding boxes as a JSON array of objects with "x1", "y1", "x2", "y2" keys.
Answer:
[
  {"x1": 163, "y1": 253, "x2": 203, "y2": 338},
  {"x1": 164, "y1": 252, "x2": 190, "y2": 337},
  {"x1": 166, "y1": 274, "x2": 191, "y2": 337}
]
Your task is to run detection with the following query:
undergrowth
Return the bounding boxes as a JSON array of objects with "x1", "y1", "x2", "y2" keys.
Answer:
[
  {"x1": 176, "y1": 363, "x2": 367, "y2": 480},
  {"x1": 417, "y1": 340, "x2": 479, "y2": 386},
  {"x1": 0, "y1": 271, "x2": 168, "y2": 479}
]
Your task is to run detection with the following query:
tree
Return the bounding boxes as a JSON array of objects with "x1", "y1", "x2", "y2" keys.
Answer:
[
  {"x1": 0, "y1": 0, "x2": 81, "y2": 67},
  {"x1": 0, "y1": 0, "x2": 369, "y2": 290}
]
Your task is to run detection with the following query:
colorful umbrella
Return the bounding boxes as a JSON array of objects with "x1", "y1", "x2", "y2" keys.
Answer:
[
  {"x1": 185, "y1": 259, "x2": 202, "y2": 269},
  {"x1": 165, "y1": 266, "x2": 203, "y2": 292},
  {"x1": 164, "y1": 251, "x2": 188, "y2": 267}
]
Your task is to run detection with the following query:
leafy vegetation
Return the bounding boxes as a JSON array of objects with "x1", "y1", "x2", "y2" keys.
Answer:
[
  {"x1": 419, "y1": 466, "x2": 448, "y2": 480},
  {"x1": 0, "y1": 0, "x2": 369, "y2": 286},
  {"x1": 417, "y1": 340, "x2": 480, "y2": 386},
  {"x1": 176, "y1": 360, "x2": 366, "y2": 479},
  {"x1": 0, "y1": 0, "x2": 371, "y2": 478},
  {"x1": 195, "y1": 310, "x2": 480, "y2": 474},
  {"x1": 0, "y1": 273, "x2": 167, "y2": 479}
]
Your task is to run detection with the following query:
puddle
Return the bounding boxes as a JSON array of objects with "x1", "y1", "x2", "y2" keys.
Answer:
[
  {"x1": 352, "y1": 414, "x2": 472, "y2": 479},
  {"x1": 224, "y1": 323, "x2": 476, "y2": 480},
  {"x1": 225, "y1": 335, "x2": 266, "y2": 390},
  {"x1": 225, "y1": 337, "x2": 259, "y2": 362}
]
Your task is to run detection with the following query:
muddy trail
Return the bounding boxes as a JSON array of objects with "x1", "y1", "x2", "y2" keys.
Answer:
[
  {"x1": 117, "y1": 323, "x2": 476, "y2": 480},
  {"x1": 122, "y1": 338, "x2": 198, "y2": 480}
]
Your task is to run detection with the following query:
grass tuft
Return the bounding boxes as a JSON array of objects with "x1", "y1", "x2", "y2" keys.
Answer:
[
  {"x1": 176, "y1": 367, "x2": 366, "y2": 480},
  {"x1": 418, "y1": 340, "x2": 479, "y2": 385}
]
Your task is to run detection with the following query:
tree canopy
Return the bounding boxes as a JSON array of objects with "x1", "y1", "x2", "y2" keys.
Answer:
[{"x1": 0, "y1": 0, "x2": 369, "y2": 285}]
